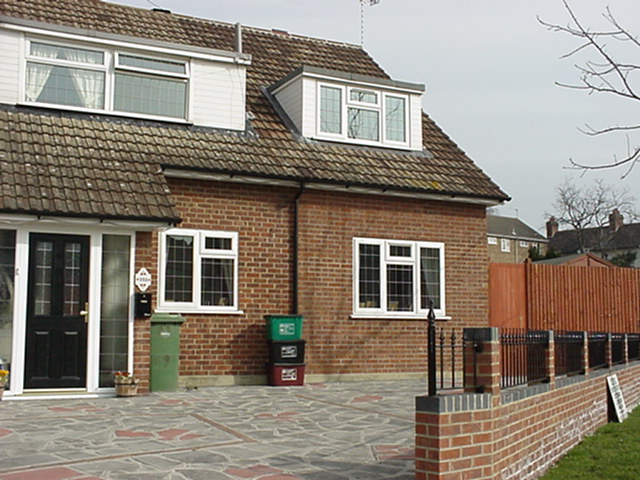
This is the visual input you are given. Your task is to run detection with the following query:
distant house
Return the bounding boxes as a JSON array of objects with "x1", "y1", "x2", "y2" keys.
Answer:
[
  {"x1": 487, "y1": 215, "x2": 547, "y2": 263},
  {"x1": 533, "y1": 252, "x2": 614, "y2": 268},
  {"x1": 547, "y1": 210, "x2": 640, "y2": 268},
  {"x1": 0, "y1": 0, "x2": 508, "y2": 397}
]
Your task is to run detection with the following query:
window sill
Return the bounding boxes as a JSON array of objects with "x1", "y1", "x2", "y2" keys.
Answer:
[
  {"x1": 350, "y1": 314, "x2": 451, "y2": 321},
  {"x1": 155, "y1": 307, "x2": 245, "y2": 315}
]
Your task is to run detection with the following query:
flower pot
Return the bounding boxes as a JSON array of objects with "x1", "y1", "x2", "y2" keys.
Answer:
[{"x1": 114, "y1": 379, "x2": 139, "y2": 397}]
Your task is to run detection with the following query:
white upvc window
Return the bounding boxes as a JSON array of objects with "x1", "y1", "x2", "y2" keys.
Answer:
[
  {"x1": 519, "y1": 240, "x2": 529, "y2": 248},
  {"x1": 488, "y1": 236, "x2": 498, "y2": 245},
  {"x1": 318, "y1": 82, "x2": 409, "y2": 147},
  {"x1": 24, "y1": 39, "x2": 189, "y2": 121},
  {"x1": 353, "y1": 237, "x2": 445, "y2": 318},
  {"x1": 501, "y1": 238, "x2": 511, "y2": 253},
  {"x1": 159, "y1": 229, "x2": 239, "y2": 313}
]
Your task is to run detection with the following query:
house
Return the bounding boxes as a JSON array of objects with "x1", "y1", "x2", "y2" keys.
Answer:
[
  {"x1": 486, "y1": 214, "x2": 547, "y2": 263},
  {"x1": 0, "y1": 0, "x2": 508, "y2": 397},
  {"x1": 533, "y1": 252, "x2": 615, "y2": 267},
  {"x1": 547, "y1": 210, "x2": 640, "y2": 268}
]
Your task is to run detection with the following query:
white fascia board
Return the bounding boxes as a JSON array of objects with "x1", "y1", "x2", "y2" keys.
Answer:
[
  {"x1": 163, "y1": 168, "x2": 502, "y2": 206},
  {"x1": 0, "y1": 18, "x2": 252, "y2": 65},
  {"x1": 0, "y1": 214, "x2": 171, "y2": 231}
]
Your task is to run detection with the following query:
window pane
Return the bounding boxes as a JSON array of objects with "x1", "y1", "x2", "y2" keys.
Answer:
[
  {"x1": 165, "y1": 235, "x2": 193, "y2": 302},
  {"x1": 31, "y1": 42, "x2": 104, "y2": 64},
  {"x1": 205, "y1": 237, "x2": 232, "y2": 250},
  {"x1": 387, "y1": 264, "x2": 413, "y2": 311},
  {"x1": 320, "y1": 86, "x2": 342, "y2": 134},
  {"x1": 385, "y1": 96, "x2": 406, "y2": 142},
  {"x1": 100, "y1": 235, "x2": 130, "y2": 388},
  {"x1": 119, "y1": 54, "x2": 186, "y2": 74},
  {"x1": 358, "y1": 244, "x2": 380, "y2": 308},
  {"x1": 348, "y1": 107, "x2": 379, "y2": 141},
  {"x1": 63, "y1": 242, "x2": 82, "y2": 316},
  {"x1": 350, "y1": 88, "x2": 377, "y2": 104},
  {"x1": 0, "y1": 230, "x2": 16, "y2": 383},
  {"x1": 390, "y1": 245, "x2": 411, "y2": 257},
  {"x1": 201, "y1": 258, "x2": 234, "y2": 307},
  {"x1": 114, "y1": 72, "x2": 187, "y2": 118},
  {"x1": 27, "y1": 63, "x2": 105, "y2": 109},
  {"x1": 420, "y1": 248, "x2": 441, "y2": 310}
]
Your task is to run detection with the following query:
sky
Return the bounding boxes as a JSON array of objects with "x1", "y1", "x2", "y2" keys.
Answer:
[{"x1": 107, "y1": 0, "x2": 640, "y2": 233}]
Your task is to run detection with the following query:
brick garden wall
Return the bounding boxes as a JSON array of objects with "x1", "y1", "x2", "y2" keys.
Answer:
[
  {"x1": 133, "y1": 178, "x2": 490, "y2": 385},
  {"x1": 416, "y1": 328, "x2": 640, "y2": 480}
]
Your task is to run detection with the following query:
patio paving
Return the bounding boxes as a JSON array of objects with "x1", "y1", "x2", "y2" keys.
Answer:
[{"x1": 0, "y1": 379, "x2": 426, "y2": 480}]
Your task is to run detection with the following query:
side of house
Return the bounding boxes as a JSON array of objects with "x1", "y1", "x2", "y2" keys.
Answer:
[{"x1": 487, "y1": 214, "x2": 547, "y2": 263}]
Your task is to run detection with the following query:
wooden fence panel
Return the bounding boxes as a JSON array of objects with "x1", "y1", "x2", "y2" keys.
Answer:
[{"x1": 489, "y1": 263, "x2": 640, "y2": 332}]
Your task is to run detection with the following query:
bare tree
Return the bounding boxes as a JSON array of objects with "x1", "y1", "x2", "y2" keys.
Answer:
[
  {"x1": 539, "y1": 1, "x2": 640, "y2": 177},
  {"x1": 551, "y1": 178, "x2": 637, "y2": 252}
]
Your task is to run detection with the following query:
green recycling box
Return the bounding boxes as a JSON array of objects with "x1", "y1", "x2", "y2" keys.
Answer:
[
  {"x1": 265, "y1": 315, "x2": 303, "y2": 341},
  {"x1": 150, "y1": 312, "x2": 185, "y2": 392}
]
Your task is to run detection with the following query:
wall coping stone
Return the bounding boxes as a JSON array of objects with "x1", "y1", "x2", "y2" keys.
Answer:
[
  {"x1": 416, "y1": 393, "x2": 492, "y2": 413},
  {"x1": 501, "y1": 383, "x2": 550, "y2": 404}
]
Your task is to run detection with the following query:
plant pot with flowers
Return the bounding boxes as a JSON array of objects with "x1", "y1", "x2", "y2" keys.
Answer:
[
  {"x1": 0, "y1": 369, "x2": 8, "y2": 400},
  {"x1": 113, "y1": 371, "x2": 139, "y2": 397}
]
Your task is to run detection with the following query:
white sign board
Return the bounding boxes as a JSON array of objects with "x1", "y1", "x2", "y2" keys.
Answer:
[
  {"x1": 135, "y1": 267, "x2": 152, "y2": 292},
  {"x1": 607, "y1": 374, "x2": 628, "y2": 422}
]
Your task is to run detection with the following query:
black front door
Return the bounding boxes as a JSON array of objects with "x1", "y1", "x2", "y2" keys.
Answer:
[{"x1": 25, "y1": 233, "x2": 90, "y2": 389}]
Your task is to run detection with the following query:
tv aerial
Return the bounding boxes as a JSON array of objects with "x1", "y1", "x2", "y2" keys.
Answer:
[{"x1": 359, "y1": 0, "x2": 381, "y2": 47}]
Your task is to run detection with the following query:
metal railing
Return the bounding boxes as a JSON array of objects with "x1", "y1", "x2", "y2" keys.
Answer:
[
  {"x1": 611, "y1": 333, "x2": 625, "y2": 365},
  {"x1": 500, "y1": 329, "x2": 549, "y2": 389},
  {"x1": 435, "y1": 328, "x2": 463, "y2": 392},
  {"x1": 629, "y1": 334, "x2": 640, "y2": 361},
  {"x1": 555, "y1": 331, "x2": 584, "y2": 377},
  {"x1": 588, "y1": 332, "x2": 608, "y2": 370}
]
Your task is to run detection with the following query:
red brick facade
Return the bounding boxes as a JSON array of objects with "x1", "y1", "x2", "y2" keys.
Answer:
[{"x1": 133, "y1": 178, "x2": 490, "y2": 385}]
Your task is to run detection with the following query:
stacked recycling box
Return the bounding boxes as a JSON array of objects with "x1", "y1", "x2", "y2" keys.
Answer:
[{"x1": 265, "y1": 315, "x2": 305, "y2": 386}]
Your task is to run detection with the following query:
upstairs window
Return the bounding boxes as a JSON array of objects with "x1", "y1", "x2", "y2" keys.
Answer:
[
  {"x1": 318, "y1": 83, "x2": 408, "y2": 147},
  {"x1": 25, "y1": 39, "x2": 188, "y2": 120},
  {"x1": 354, "y1": 238, "x2": 445, "y2": 317}
]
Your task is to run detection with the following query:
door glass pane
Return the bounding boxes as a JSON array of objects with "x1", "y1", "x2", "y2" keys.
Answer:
[
  {"x1": 165, "y1": 235, "x2": 193, "y2": 302},
  {"x1": 420, "y1": 248, "x2": 441, "y2": 310},
  {"x1": 201, "y1": 258, "x2": 234, "y2": 307},
  {"x1": 358, "y1": 244, "x2": 380, "y2": 308},
  {"x1": 0, "y1": 230, "x2": 16, "y2": 382},
  {"x1": 320, "y1": 86, "x2": 342, "y2": 134},
  {"x1": 114, "y1": 72, "x2": 187, "y2": 118},
  {"x1": 348, "y1": 107, "x2": 379, "y2": 141},
  {"x1": 387, "y1": 264, "x2": 413, "y2": 312},
  {"x1": 64, "y1": 242, "x2": 82, "y2": 316},
  {"x1": 34, "y1": 241, "x2": 53, "y2": 316},
  {"x1": 100, "y1": 235, "x2": 130, "y2": 388}
]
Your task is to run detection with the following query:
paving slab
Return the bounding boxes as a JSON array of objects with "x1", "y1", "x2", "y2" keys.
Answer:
[{"x1": 0, "y1": 379, "x2": 427, "y2": 480}]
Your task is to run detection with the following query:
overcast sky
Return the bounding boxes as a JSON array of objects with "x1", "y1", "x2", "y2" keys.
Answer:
[{"x1": 107, "y1": 0, "x2": 640, "y2": 232}]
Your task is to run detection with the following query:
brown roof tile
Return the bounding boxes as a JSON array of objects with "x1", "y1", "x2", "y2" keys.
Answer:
[{"x1": 0, "y1": 0, "x2": 508, "y2": 221}]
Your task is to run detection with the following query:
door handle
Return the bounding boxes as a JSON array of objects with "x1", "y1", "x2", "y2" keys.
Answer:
[{"x1": 80, "y1": 302, "x2": 89, "y2": 324}]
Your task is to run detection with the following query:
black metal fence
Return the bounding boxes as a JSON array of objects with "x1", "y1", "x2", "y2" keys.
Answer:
[
  {"x1": 554, "y1": 331, "x2": 584, "y2": 377},
  {"x1": 629, "y1": 334, "x2": 640, "y2": 361},
  {"x1": 588, "y1": 332, "x2": 608, "y2": 370},
  {"x1": 500, "y1": 329, "x2": 549, "y2": 389},
  {"x1": 611, "y1": 333, "x2": 625, "y2": 365},
  {"x1": 434, "y1": 328, "x2": 464, "y2": 392}
]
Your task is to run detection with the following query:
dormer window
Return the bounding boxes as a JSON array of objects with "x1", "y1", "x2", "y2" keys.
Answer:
[
  {"x1": 270, "y1": 66, "x2": 424, "y2": 151},
  {"x1": 318, "y1": 83, "x2": 407, "y2": 145},
  {"x1": 25, "y1": 39, "x2": 189, "y2": 120}
]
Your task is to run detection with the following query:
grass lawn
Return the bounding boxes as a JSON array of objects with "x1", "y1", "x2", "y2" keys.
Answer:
[{"x1": 541, "y1": 406, "x2": 640, "y2": 479}]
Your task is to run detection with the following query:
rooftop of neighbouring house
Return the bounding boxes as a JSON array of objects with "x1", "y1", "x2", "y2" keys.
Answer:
[
  {"x1": 0, "y1": 0, "x2": 509, "y2": 222},
  {"x1": 487, "y1": 215, "x2": 546, "y2": 242}
]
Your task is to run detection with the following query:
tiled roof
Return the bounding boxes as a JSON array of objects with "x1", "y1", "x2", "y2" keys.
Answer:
[
  {"x1": 550, "y1": 223, "x2": 640, "y2": 254},
  {"x1": 487, "y1": 215, "x2": 546, "y2": 242},
  {"x1": 0, "y1": 0, "x2": 509, "y2": 221}
]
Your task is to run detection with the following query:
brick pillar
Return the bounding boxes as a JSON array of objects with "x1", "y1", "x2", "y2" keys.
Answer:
[
  {"x1": 546, "y1": 330, "x2": 556, "y2": 389},
  {"x1": 463, "y1": 328, "x2": 501, "y2": 398},
  {"x1": 624, "y1": 334, "x2": 629, "y2": 364},
  {"x1": 605, "y1": 333, "x2": 613, "y2": 368},
  {"x1": 582, "y1": 331, "x2": 590, "y2": 375}
]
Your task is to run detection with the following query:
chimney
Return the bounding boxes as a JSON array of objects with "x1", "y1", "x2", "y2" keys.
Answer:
[
  {"x1": 235, "y1": 22, "x2": 243, "y2": 53},
  {"x1": 546, "y1": 216, "x2": 558, "y2": 238},
  {"x1": 609, "y1": 209, "x2": 624, "y2": 232}
]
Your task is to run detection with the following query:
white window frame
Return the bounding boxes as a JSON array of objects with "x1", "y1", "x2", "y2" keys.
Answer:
[
  {"x1": 316, "y1": 82, "x2": 410, "y2": 148},
  {"x1": 501, "y1": 238, "x2": 511, "y2": 253},
  {"x1": 23, "y1": 38, "x2": 190, "y2": 122},
  {"x1": 519, "y1": 240, "x2": 529, "y2": 248},
  {"x1": 488, "y1": 236, "x2": 498, "y2": 245},
  {"x1": 353, "y1": 237, "x2": 446, "y2": 319},
  {"x1": 158, "y1": 228, "x2": 241, "y2": 314}
]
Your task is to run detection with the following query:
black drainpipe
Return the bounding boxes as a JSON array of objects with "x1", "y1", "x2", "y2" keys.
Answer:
[{"x1": 292, "y1": 183, "x2": 305, "y2": 315}]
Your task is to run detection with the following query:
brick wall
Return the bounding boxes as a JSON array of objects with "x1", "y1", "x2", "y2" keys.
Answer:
[
  {"x1": 134, "y1": 179, "x2": 490, "y2": 384},
  {"x1": 416, "y1": 328, "x2": 640, "y2": 480}
]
